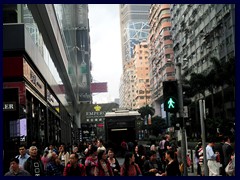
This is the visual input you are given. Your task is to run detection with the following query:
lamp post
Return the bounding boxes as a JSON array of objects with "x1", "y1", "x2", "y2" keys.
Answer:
[{"x1": 176, "y1": 62, "x2": 188, "y2": 176}]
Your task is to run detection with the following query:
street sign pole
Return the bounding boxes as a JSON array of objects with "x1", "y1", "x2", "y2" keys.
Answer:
[
  {"x1": 199, "y1": 99, "x2": 209, "y2": 176},
  {"x1": 176, "y1": 63, "x2": 188, "y2": 176}
]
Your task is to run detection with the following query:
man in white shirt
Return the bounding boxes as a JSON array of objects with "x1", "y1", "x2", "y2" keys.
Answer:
[{"x1": 206, "y1": 138, "x2": 221, "y2": 176}]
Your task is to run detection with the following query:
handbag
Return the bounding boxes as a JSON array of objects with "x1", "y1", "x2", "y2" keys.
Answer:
[
  {"x1": 225, "y1": 160, "x2": 234, "y2": 176},
  {"x1": 179, "y1": 163, "x2": 184, "y2": 173}
]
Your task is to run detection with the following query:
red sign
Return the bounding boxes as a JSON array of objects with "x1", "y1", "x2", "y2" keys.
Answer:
[
  {"x1": 90, "y1": 82, "x2": 108, "y2": 93},
  {"x1": 97, "y1": 124, "x2": 104, "y2": 128}
]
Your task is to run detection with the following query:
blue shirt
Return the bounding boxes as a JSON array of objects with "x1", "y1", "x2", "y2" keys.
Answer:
[
  {"x1": 15, "y1": 154, "x2": 30, "y2": 168},
  {"x1": 206, "y1": 145, "x2": 217, "y2": 160},
  {"x1": 46, "y1": 161, "x2": 64, "y2": 176}
]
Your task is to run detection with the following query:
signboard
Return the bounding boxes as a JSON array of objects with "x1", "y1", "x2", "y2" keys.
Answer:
[
  {"x1": 47, "y1": 89, "x2": 59, "y2": 108},
  {"x1": 23, "y1": 59, "x2": 45, "y2": 96},
  {"x1": 3, "y1": 102, "x2": 16, "y2": 111},
  {"x1": 90, "y1": 82, "x2": 108, "y2": 93}
]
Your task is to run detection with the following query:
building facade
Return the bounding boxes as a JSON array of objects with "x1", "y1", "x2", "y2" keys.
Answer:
[
  {"x1": 148, "y1": 4, "x2": 175, "y2": 117},
  {"x1": 170, "y1": 4, "x2": 235, "y2": 135},
  {"x1": 3, "y1": 4, "x2": 91, "y2": 172},
  {"x1": 119, "y1": 4, "x2": 151, "y2": 108},
  {"x1": 132, "y1": 41, "x2": 151, "y2": 109}
]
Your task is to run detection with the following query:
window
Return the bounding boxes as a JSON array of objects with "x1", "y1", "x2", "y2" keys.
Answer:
[
  {"x1": 164, "y1": 36, "x2": 172, "y2": 40},
  {"x1": 165, "y1": 54, "x2": 171, "y2": 59}
]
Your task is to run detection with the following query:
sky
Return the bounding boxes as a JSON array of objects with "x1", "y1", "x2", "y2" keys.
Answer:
[{"x1": 88, "y1": 4, "x2": 122, "y2": 104}]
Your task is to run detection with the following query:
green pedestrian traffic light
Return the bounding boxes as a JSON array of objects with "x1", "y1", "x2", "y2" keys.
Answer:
[
  {"x1": 167, "y1": 97, "x2": 175, "y2": 109},
  {"x1": 164, "y1": 96, "x2": 178, "y2": 113},
  {"x1": 163, "y1": 81, "x2": 179, "y2": 113}
]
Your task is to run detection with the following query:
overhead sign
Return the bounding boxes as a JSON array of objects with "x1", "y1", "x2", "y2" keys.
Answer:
[{"x1": 90, "y1": 82, "x2": 108, "y2": 93}]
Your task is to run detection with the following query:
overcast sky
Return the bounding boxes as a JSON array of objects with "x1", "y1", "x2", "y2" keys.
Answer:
[{"x1": 89, "y1": 4, "x2": 122, "y2": 104}]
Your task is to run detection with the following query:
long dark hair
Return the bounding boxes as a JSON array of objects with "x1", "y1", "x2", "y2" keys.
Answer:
[{"x1": 123, "y1": 152, "x2": 133, "y2": 176}]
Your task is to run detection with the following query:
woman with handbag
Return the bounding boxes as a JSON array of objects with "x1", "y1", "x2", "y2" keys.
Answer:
[{"x1": 225, "y1": 152, "x2": 235, "y2": 176}]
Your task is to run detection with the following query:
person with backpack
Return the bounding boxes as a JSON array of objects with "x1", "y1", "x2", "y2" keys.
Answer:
[{"x1": 63, "y1": 153, "x2": 86, "y2": 176}]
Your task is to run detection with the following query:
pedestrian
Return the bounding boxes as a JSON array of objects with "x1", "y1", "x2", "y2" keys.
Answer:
[
  {"x1": 198, "y1": 144, "x2": 204, "y2": 176},
  {"x1": 133, "y1": 144, "x2": 146, "y2": 173},
  {"x1": 24, "y1": 146, "x2": 45, "y2": 176},
  {"x1": 120, "y1": 152, "x2": 142, "y2": 176},
  {"x1": 41, "y1": 149, "x2": 50, "y2": 172},
  {"x1": 225, "y1": 152, "x2": 235, "y2": 176},
  {"x1": 206, "y1": 138, "x2": 221, "y2": 176},
  {"x1": 4, "y1": 158, "x2": 31, "y2": 176},
  {"x1": 107, "y1": 148, "x2": 120, "y2": 176},
  {"x1": 63, "y1": 153, "x2": 86, "y2": 176},
  {"x1": 158, "y1": 136, "x2": 166, "y2": 163},
  {"x1": 15, "y1": 145, "x2": 30, "y2": 169},
  {"x1": 97, "y1": 138, "x2": 106, "y2": 153},
  {"x1": 94, "y1": 150, "x2": 113, "y2": 176},
  {"x1": 222, "y1": 136, "x2": 234, "y2": 175},
  {"x1": 46, "y1": 151, "x2": 64, "y2": 176},
  {"x1": 176, "y1": 141, "x2": 183, "y2": 175},
  {"x1": 58, "y1": 144, "x2": 70, "y2": 167},
  {"x1": 159, "y1": 150, "x2": 181, "y2": 176},
  {"x1": 164, "y1": 134, "x2": 171, "y2": 151},
  {"x1": 85, "y1": 145, "x2": 98, "y2": 176},
  {"x1": 142, "y1": 150, "x2": 163, "y2": 176},
  {"x1": 121, "y1": 139, "x2": 128, "y2": 157},
  {"x1": 128, "y1": 141, "x2": 134, "y2": 152},
  {"x1": 194, "y1": 141, "x2": 202, "y2": 176}
]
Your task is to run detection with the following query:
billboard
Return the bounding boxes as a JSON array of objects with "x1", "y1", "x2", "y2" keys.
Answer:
[{"x1": 90, "y1": 82, "x2": 108, "y2": 93}]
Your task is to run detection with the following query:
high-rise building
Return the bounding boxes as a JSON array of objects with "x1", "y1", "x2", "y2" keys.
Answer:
[
  {"x1": 119, "y1": 41, "x2": 150, "y2": 109},
  {"x1": 148, "y1": 4, "x2": 175, "y2": 116},
  {"x1": 170, "y1": 4, "x2": 235, "y2": 135},
  {"x1": 119, "y1": 4, "x2": 151, "y2": 108},
  {"x1": 132, "y1": 41, "x2": 151, "y2": 109}
]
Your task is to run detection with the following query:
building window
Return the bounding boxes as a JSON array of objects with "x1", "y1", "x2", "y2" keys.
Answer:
[{"x1": 165, "y1": 54, "x2": 171, "y2": 59}]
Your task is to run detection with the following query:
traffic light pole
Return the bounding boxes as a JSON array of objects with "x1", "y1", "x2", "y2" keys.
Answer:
[
  {"x1": 176, "y1": 63, "x2": 188, "y2": 176},
  {"x1": 199, "y1": 100, "x2": 209, "y2": 176}
]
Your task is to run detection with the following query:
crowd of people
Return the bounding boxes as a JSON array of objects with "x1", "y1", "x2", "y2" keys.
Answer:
[
  {"x1": 4, "y1": 134, "x2": 235, "y2": 176},
  {"x1": 194, "y1": 136, "x2": 235, "y2": 176}
]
